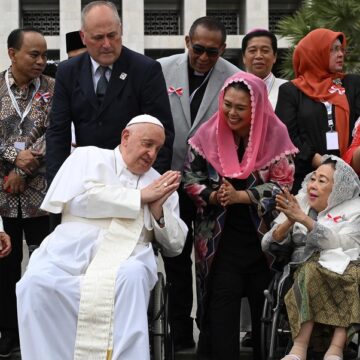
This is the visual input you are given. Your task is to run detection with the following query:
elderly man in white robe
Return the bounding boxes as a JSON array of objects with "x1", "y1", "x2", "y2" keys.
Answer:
[{"x1": 16, "y1": 115, "x2": 187, "y2": 360}]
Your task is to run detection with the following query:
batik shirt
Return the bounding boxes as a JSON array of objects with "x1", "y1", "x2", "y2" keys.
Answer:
[{"x1": 0, "y1": 67, "x2": 55, "y2": 218}]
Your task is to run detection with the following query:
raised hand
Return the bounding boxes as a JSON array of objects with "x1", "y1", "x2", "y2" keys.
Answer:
[
  {"x1": 141, "y1": 171, "x2": 181, "y2": 221},
  {"x1": 275, "y1": 188, "x2": 306, "y2": 223}
]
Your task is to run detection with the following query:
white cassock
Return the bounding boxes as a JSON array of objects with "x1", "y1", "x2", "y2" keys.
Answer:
[{"x1": 16, "y1": 146, "x2": 187, "y2": 360}]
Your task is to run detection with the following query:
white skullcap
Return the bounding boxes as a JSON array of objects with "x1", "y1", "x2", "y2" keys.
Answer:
[{"x1": 125, "y1": 114, "x2": 164, "y2": 129}]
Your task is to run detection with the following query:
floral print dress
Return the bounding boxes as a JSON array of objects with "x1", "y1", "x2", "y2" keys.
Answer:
[{"x1": 183, "y1": 146, "x2": 295, "y2": 325}]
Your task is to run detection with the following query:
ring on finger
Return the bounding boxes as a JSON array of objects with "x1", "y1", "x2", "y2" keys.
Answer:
[{"x1": 163, "y1": 182, "x2": 168, "y2": 188}]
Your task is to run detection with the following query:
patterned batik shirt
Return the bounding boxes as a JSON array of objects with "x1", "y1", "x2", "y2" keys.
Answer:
[{"x1": 0, "y1": 67, "x2": 55, "y2": 218}]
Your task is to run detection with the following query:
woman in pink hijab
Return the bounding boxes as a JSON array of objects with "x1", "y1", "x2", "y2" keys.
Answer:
[{"x1": 183, "y1": 71, "x2": 298, "y2": 359}]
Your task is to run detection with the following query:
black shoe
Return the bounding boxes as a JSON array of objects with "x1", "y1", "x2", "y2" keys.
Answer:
[
  {"x1": 0, "y1": 333, "x2": 20, "y2": 358},
  {"x1": 172, "y1": 318, "x2": 195, "y2": 352},
  {"x1": 174, "y1": 336, "x2": 195, "y2": 352},
  {"x1": 240, "y1": 331, "x2": 253, "y2": 347}
]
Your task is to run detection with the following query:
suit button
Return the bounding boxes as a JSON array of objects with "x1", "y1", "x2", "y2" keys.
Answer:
[{"x1": 98, "y1": 121, "x2": 103, "y2": 126}]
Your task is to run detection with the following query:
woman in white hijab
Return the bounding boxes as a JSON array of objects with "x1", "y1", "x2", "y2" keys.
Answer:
[{"x1": 262, "y1": 155, "x2": 360, "y2": 360}]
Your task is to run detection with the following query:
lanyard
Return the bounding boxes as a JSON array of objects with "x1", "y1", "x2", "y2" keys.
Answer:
[
  {"x1": 323, "y1": 101, "x2": 334, "y2": 131},
  {"x1": 189, "y1": 68, "x2": 213, "y2": 104},
  {"x1": 5, "y1": 70, "x2": 40, "y2": 135}
]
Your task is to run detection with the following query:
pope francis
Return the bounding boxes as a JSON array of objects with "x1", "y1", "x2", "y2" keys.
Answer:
[{"x1": 16, "y1": 115, "x2": 187, "y2": 360}]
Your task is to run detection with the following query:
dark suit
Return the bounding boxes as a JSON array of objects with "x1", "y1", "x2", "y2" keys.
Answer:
[{"x1": 46, "y1": 46, "x2": 174, "y2": 184}]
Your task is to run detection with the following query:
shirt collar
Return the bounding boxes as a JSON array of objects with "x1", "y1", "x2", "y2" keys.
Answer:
[
  {"x1": 263, "y1": 72, "x2": 274, "y2": 92},
  {"x1": 90, "y1": 57, "x2": 113, "y2": 77},
  {"x1": 7, "y1": 66, "x2": 38, "y2": 89}
]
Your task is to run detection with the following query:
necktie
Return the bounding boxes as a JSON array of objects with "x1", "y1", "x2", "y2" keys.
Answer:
[{"x1": 96, "y1": 66, "x2": 109, "y2": 101}]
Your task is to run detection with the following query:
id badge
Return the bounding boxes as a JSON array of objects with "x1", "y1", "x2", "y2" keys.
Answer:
[
  {"x1": 326, "y1": 131, "x2": 339, "y2": 150},
  {"x1": 14, "y1": 141, "x2": 26, "y2": 150}
]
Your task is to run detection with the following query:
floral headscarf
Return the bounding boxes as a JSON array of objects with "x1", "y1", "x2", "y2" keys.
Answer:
[
  {"x1": 297, "y1": 155, "x2": 360, "y2": 214},
  {"x1": 189, "y1": 72, "x2": 298, "y2": 179},
  {"x1": 292, "y1": 28, "x2": 350, "y2": 156}
]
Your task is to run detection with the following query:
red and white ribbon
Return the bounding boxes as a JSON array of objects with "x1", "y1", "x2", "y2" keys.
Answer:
[
  {"x1": 327, "y1": 213, "x2": 342, "y2": 223},
  {"x1": 34, "y1": 92, "x2": 51, "y2": 103},
  {"x1": 168, "y1": 86, "x2": 183, "y2": 96},
  {"x1": 328, "y1": 85, "x2": 345, "y2": 95}
]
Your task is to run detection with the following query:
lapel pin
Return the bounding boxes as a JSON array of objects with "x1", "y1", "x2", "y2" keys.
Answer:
[{"x1": 119, "y1": 72, "x2": 127, "y2": 80}]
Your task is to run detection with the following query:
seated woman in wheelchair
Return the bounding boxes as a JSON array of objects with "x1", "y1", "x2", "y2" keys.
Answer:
[{"x1": 262, "y1": 155, "x2": 360, "y2": 360}]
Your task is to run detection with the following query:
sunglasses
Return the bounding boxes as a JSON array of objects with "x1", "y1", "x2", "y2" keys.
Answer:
[{"x1": 191, "y1": 43, "x2": 220, "y2": 57}]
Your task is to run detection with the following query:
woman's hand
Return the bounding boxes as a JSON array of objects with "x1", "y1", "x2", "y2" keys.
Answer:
[
  {"x1": 218, "y1": 178, "x2": 250, "y2": 206},
  {"x1": 276, "y1": 188, "x2": 305, "y2": 223},
  {"x1": 0, "y1": 232, "x2": 11, "y2": 258}
]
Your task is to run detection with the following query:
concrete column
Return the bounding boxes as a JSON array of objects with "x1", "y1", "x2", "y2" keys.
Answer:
[
  {"x1": 244, "y1": 0, "x2": 268, "y2": 33},
  {"x1": 59, "y1": 0, "x2": 82, "y2": 60},
  {"x1": 0, "y1": 0, "x2": 20, "y2": 70},
  {"x1": 183, "y1": 0, "x2": 206, "y2": 36},
  {"x1": 122, "y1": 0, "x2": 144, "y2": 54}
]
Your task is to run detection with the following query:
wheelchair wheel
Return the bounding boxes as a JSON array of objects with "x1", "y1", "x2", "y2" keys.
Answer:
[
  {"x1": 149, "y1": 272, "x2": 174, "y2": 360},
  {"x1": 261, "y1": 275, "x2": 292, "y2": 360}
]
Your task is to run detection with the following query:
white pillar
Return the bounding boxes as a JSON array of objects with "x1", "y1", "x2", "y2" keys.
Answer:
[
  {"x1": 122, "y1": 0, "x2": 144, "y2": 54},
  {"x1": 183, "y1": 0, "x2": 206, "y2": 36},
  {"x1": 60, "y1": 0, "x2": 82, "y2": 60},
  {"x1": 0, "y1": 0, "x2": 20, "y2": 70},
  {"x1": 244, "y1": 0, "x2": 268, "y2": 33}
]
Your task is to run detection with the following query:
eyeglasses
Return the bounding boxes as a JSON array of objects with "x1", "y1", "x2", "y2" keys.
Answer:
[
  {"x1": 330, "y1": 45, "x2": 345, "y2": 54},
  {"x1": 191, "y1": 43, "x2": 220, "y2": 58}
]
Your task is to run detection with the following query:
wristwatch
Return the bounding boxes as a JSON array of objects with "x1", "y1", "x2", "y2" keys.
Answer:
[{"x1": 156, "y1": 216, "x2": 165, "y2": 226}]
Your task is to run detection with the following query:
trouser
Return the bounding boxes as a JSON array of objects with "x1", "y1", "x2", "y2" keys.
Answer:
[
  {"x1": 0, "y1": 215, "x2": 49, "y2": 335},
  {"x1": 162, "y1": 187, "x2": 196, "y2": 337},
  {"x1": 209, "y1": 262, "x2": 271, "y2": 360}
]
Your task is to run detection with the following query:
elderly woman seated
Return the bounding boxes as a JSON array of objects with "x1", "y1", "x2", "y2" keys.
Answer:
[{"x1": 262, "y1": 155, "x2": 360, "y2": 360}]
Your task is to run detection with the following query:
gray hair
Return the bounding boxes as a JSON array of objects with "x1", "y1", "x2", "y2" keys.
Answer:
[{"x1": 81, "y1": 1, "x2": 121, "y2": 30}]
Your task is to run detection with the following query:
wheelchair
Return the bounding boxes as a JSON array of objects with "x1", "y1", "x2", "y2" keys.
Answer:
[
  {"x1": 261, "y1": 268, "x2": 293, "y2": 360},
  {"x1": 260, "y1": 244, "x2": 360, "y2": 360},
  {"x1": 148, "y1": 271, "x2": 174, "y2": 360}
]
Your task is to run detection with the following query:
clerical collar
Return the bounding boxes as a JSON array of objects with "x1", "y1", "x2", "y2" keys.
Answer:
[
  {"x1": 188, "y1": 61, "x2": 210, "y2": 78},
  {"x1": 263, "y1": 72, "x2": 275, "y2": 95}
]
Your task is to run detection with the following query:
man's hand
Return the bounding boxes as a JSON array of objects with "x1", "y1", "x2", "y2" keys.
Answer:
[
  {"x1": 0, "y1": 232, "x2": 11, "y2": 258},
  {"x1": 15, "y1": 149, "x2": 41, "y2": 175},
  {"x1": 141, "y1": 171, "x2": 181, "y2": 221},
  {"x1": 3, "y1": 170, "x2": 26, "y2": 193}
]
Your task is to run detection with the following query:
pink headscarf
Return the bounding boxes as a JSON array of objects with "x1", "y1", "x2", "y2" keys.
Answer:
[{"x1": 189, "y1": 72, "x2": 298, "y2": 179}]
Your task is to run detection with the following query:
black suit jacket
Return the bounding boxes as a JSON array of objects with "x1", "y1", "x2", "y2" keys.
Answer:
[{"x1": 46, "y1": 46, "x2": 174, "y2": 184}]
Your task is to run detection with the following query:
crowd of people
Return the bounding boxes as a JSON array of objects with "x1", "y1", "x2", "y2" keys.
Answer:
[{"x1": 0, "y1": 1, "x2": 359, "y2": 360}]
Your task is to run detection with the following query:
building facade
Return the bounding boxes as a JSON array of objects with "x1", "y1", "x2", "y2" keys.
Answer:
[{"x1": 0, "y1": 0, "x2": 301, "y2": 71}]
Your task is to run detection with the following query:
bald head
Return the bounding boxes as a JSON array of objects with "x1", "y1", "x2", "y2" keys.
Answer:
[{"x1": 80, "y1": 1, "x2": 122, "y2": 66}]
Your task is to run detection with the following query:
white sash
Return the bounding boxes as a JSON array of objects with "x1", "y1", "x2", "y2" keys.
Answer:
[{"x1": 73, "y1": 210, "x2": 144, "y2": 360}]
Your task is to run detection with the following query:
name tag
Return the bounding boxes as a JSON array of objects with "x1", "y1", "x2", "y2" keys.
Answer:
[
  {"x1": 326, "y1": 131, "x2": 339, "y2": 150},
  {"x1": 14, "y1": 141, "x2": 26, "y2": 150}
]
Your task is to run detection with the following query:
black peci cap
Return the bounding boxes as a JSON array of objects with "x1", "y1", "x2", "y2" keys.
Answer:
[{"x1": 66, "y1": 31, "x2": 85, "y2": 53}]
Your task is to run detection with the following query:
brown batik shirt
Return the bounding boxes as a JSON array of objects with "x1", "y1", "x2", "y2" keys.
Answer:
[{"x1": 0, "y1": 67, "x2": 55, "y2": 218}]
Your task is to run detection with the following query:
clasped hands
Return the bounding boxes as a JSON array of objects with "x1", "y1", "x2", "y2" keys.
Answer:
[
  {"x1": 141, "y1": 170, "x2": 181, "y2": 221},
  {"x1": 15, "y1": 149, "x2": 41, "y2": 175},
  {"x1": 3, "y1": 170, "x2": 26, "y2": 194}
]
